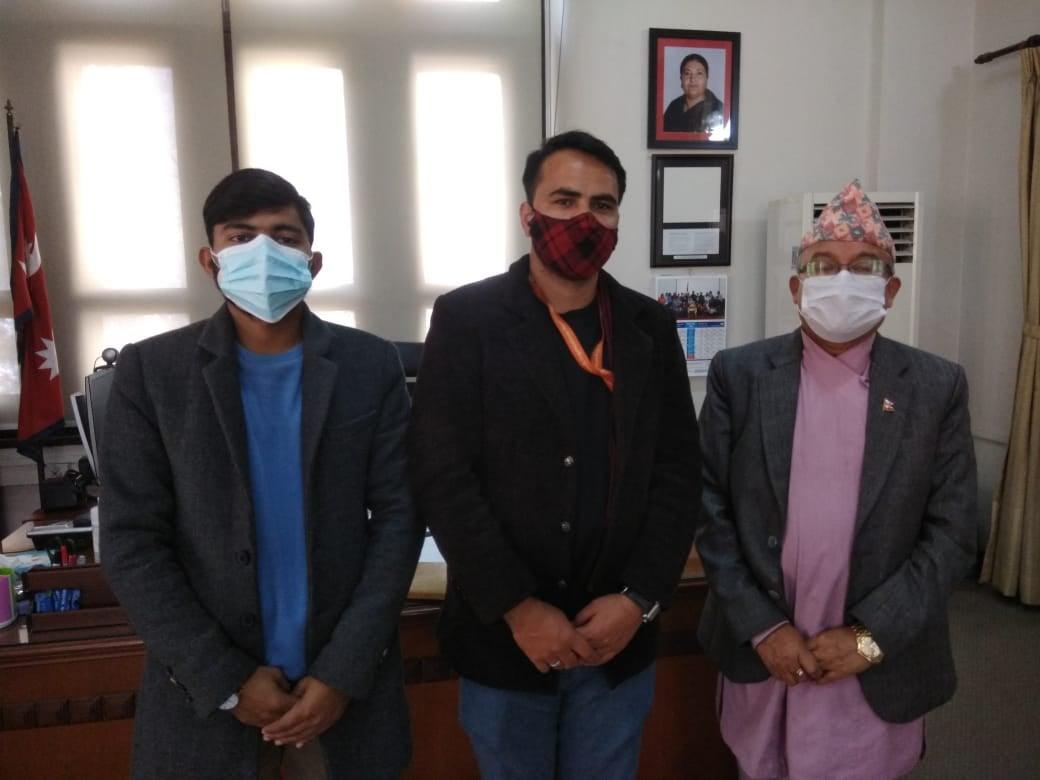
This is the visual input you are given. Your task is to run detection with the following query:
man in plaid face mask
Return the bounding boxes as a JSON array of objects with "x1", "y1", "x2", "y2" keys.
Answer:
[{"x1": 409, "y1": 131, "x2": 700, "y2": 778}]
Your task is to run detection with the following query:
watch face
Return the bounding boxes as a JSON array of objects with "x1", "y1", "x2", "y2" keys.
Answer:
[
  {"x1": 220, "y1": 693, "x2": 239, "y2": 711},
  {"x1": 859, "y1": 636, "x2": 882, "y2": 662}
]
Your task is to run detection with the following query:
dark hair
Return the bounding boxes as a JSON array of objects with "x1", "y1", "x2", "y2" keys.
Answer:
[
  {"x1": 203, "y1": 168, "x2": 315, "y2": 244},
  {"x1": 680, "y1": 53, "x2": 709, "y2": 77},
  {"x1": 521, "y1": 130, "x2": 627, "y2": 204}
]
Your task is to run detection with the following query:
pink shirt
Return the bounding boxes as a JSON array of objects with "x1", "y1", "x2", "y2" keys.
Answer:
[{"x1": 719, "y1": 332, "x2": 923, "y2": 780}]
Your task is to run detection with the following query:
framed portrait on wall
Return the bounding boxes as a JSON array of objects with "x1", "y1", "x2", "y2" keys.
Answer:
[
  {"x1": 648, "y1": 28, "x2": 741, "y2": 149},
  {"x1": 650, "y1": 154, "x2": 733, "y2": 267}
]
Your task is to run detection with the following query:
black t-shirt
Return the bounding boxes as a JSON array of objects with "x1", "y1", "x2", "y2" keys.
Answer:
[{"x1": 557, "y1": 300, "x2": 611, "y2": 600}]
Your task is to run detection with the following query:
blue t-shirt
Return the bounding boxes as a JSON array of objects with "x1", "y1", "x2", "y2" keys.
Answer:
[{"x1": 237, "y1": 343, "x2": 307, "y2": 681}]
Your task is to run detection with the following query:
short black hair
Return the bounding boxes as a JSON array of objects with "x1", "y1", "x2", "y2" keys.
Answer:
[
  {"x1": 521, "y1": 130, "x2": 627, "y2": 204},
  {"x1": 680, "y1": 53, "x2": 709, "y2": 77},
  {"x1": 203, "y1": 168, "x2": 315, "y2": 244}
]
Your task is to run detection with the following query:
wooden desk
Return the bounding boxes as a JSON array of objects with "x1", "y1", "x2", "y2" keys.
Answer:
[{"x1": 0, "y1": 561, "x2": 735, "y2": 779}]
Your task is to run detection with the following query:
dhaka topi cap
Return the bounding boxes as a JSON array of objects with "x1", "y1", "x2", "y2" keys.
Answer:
[{"x1": 799, "y1": 179, "x2": 895, "y2": 257}]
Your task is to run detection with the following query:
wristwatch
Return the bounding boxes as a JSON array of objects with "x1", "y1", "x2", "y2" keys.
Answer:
[
  {"x1": 218, "y1": 692, "x2": 240, "y2": 711},
  {"x1": 620, "y1": 587, "x2": 661, "y2": 624},
  {"x1": 852, "y1": 623, "x2": 884, "y2": 665}
]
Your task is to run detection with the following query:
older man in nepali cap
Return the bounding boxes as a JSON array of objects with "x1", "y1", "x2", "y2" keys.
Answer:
[{"x1": 695, "y1": 180, "x2": 978, "y2": 779}]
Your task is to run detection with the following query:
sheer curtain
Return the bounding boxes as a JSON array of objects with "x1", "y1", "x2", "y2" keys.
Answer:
[
  {"x1": 982, "y1": 48, "x2": 1040, "y2": 605},
  {"x1": 229, "y1": 0, "x2": 543, "y2": 342},
  {"x1": 0, "y1": 0, "x2": 232, "y2": 425}
]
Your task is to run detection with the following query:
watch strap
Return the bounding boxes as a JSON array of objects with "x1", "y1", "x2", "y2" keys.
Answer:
[{"x1": 621, "y1": 587, "x2": 661, "y2": 623}]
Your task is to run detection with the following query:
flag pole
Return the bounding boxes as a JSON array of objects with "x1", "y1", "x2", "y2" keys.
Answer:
[{"x1": 4, "y1": 99, "x2": 14, "y2": 159}]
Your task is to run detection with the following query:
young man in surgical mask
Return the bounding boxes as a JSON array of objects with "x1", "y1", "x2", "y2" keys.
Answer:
[
  {"x1": 101, "y1": 168, "x2": 421, "y2": 779},
  {"x1": 409, "y1": 131, "x2": 700, "y2": 778},
  {"x1": 696, "y1": 180, "x2": 978, "y2": 779}
]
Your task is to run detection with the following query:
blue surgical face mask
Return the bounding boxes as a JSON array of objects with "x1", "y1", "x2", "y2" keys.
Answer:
[{"x1": 211, "y1": 234, "x2": 313, "y2": 323}]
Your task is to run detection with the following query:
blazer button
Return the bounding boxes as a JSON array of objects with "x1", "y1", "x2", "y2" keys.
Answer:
[
  {"x1": 557, "y1": 579, "x2": 568, "y2": 591},
  {"x1": 767, "y1": 590, "x2": 781, "y2": 600},
  {"x1": 562, "y1": 455, "x2": 575, "y2": 467},
  {"x1": 766, "y1": 536, "x2": 779, "y2": 549},
  {"x1": 236, "y1": 549, "x2": 252, "y2": 566},
  {"x1": 560, "y1": 521, "x2": 572, "y2": 533},
  {"x1": 242, "y1": 613, "x2": 258, "y2": 628}
]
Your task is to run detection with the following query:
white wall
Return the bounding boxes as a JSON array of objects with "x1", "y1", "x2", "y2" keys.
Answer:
[
  {"x1": 875, "y1": 0, "x2": 976, "y2": 361},
  {"x1": 555, "y1": 0, "x2": 885, "y2": 355},
  {"x1": 554, "y1": 0, "x2": 977, "y2": 351},
  {"x1": 960, "y1": 0, "x2": 1037, "y2": 519}
]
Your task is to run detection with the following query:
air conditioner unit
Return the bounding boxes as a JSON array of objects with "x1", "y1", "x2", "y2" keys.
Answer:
[{"x1": 764, "y1": 191, "x2": 921, "y2": 346}]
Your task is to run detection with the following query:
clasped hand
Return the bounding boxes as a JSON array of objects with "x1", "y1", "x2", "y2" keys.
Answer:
[
  {"x1": 755, "y1": 624, "x2": 871, "y2": 687},
  {"x1": 232, "y1": 665, "x2": 348, "y2": 748},
  {"x1": 504, "y1": 595, "x2": 643, "y2": 673}
]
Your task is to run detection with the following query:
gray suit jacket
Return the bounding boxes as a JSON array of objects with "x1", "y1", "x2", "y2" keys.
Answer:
[
  {"x1": 695, "y1": 330, "x2": 977, "y2": 723},
  {"x1": 101, "y1": 305, "x2": 422, "y2": 779}
]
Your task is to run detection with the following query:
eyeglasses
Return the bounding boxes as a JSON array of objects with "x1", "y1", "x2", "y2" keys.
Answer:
[{"x1": 798, "y1": 256, "x2": 892, "y2": 278}]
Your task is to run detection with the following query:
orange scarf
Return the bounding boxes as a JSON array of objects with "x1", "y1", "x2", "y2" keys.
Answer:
[{"x1": 529, "y1": 275, "x2": 615, "y2": 392}]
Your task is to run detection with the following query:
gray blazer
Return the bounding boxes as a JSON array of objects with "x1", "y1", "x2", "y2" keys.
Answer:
[
  {"x1": 695, "y1": 330, "x2": 978, "y2": 723},
  {"x1": 101, "y1": 305, "x2": 422, "y2": 779}
]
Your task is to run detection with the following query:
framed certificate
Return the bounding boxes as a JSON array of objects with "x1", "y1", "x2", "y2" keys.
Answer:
[{"x1": 650, "y1": 154, "x2": 733, "y2": 267}]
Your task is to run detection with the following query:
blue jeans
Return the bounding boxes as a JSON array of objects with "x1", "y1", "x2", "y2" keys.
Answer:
[{"x1": 459, "y1": 662, "x2": 656, "y2": 780}]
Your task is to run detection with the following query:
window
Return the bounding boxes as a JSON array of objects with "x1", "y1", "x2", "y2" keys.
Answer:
[
  {"x1": 240, "y1": 56, "x2": 355, "y2": 288},
  {"x1": 311, "y1": 309, "x2": 356, "y2": 328},
  {"x1": 233, "y1": 0, "x2": 540, "y2": 343},
  {"x1": 79, "y1": 313, "x2": 192, "y2": 376},
  {"x1": 69, "y1": 62, "x2": 186, "y2": 292},
  {"x1": 414, "y1": 68, "x2": 507, "y2": 289},
  {"x1": 58, "y1": 46, "x2": 193, "y2": 382}
]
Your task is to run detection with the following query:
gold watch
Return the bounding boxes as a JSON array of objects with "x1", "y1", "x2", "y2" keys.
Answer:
[{"x1": 852, "y1": 623, "x2": 884, "y2": 665}]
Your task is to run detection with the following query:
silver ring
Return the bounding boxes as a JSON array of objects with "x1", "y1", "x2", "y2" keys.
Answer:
[
  {"x1": 549, "y1": 660, "x2": 562, "y2": 670},
  {"x1": 795, "y1": 668, "x2": 806, "y2": 679}
]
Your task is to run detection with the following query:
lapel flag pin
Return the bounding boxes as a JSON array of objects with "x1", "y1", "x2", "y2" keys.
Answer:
[{"x1": 882, "y1": 398, "x2": 895, "y2": 413}]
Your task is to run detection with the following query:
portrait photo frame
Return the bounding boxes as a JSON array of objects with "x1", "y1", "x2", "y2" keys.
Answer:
[
  {"x1": 648, "y1": 28, "x2": 741, "y2": 149},
  {"x1": 650, "y1": 154, "x2": 733, "y2": 268}
]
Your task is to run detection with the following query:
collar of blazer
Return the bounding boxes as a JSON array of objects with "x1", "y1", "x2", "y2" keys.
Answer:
[
  {"x1": 195, "y1": 302, "x2": 339, "y2": 506},
  {"x1": 761, "y1": 328, "x2": 912, "y2": 534},
  {"x1": 197, "y1": 302, "x2": 333, "y2": 358},
  {"x1": 501, "y1": 255, "x2": 654, "y2": 493}
]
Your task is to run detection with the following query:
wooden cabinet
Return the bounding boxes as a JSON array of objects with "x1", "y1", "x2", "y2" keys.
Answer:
[{"x1": 1, "y1": 578, "x2": 734, "y2": 779}]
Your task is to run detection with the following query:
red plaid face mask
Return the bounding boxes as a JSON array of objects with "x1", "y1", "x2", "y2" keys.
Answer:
[{"x1": 528, "y1": 209, "x2": 618, "y2": 280}]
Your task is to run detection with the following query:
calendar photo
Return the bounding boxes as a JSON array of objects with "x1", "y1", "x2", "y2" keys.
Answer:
[{"x1": 655, "y1": 274, "x2": 728, "y2": 376}]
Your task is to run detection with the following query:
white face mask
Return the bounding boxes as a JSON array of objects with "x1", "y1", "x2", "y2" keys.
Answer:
[{"x1": 798, "y1": 270, "x2": 889, "y2": 344}]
